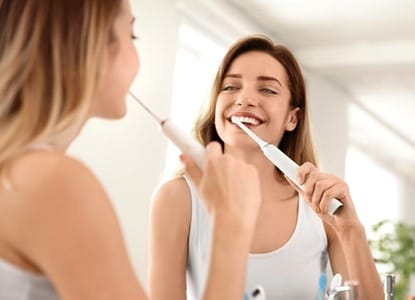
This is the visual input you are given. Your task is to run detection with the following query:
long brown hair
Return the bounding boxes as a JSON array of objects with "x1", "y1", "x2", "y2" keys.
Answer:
[
  {"x1": 0, "y1": 0, "x2": 122, "y2": 183},
  {"x1": 194, "y1": 34, "x2": 318, "y2": 167}
]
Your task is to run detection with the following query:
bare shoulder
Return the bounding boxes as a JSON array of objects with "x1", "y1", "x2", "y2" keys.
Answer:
[
  {"x1": 152, "y1": 176, "x2": 191, "y2": 210},
  {"x1": 3, "y1": 151, "x2": 115, "y2": 250},
  {"x1": 1, "y1": 151, "x2": 145, "y2": 298},
  {"x1": 150, "y1": 176, "x2": 192, "y2": 229},
  {"x1": 16, "y1": 150, "x2": 112, "y2": 218},
  {"x1": 10, "y1": 150, "x2": 102, "y2": 193},
  {"x1": 149, "y1": 177, "x2": 192, "y2": 298}
]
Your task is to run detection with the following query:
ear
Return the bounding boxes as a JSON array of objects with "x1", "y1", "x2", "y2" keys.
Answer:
[{"x1": 285, "y1": 107, "x2": 299, "y2": 131}]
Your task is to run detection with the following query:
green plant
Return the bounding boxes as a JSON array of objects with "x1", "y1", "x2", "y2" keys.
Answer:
[{"x1": 369, "y1": 219, "x2": 415, "y2": 299}]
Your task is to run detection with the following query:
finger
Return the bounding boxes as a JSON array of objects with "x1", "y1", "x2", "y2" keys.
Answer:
[
  {"x1": 302, "y1": 170, "x2": 330, "y2": 203},
  {"x1": 320, "y1": 185, "x2": 340, "y2": 215},
  {"x1": 180, "y1": 154, "x2": 202, "y2": 186},
  {"x1": 311, "y1": 179, "x2": 336, "y2": 214},
  {"x1": 297, "y1": 162, "x2": 316, "y2": 185},
  {"x1": 203, "y1": 142, "x2": 224, "y2": 172},
  {"x1": 302, "y1": 170, "x2": 319, "y2": 204}
]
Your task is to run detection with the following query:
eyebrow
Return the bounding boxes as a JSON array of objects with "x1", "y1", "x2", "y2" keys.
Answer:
[
  {"x1": 257, "y1": 76, "x2": 282, "y2": 88},
  {"x1": 131, "y1": 17, "x2": 136, "y2": 24},
  {"x1": 224, "y1": 74, "x2": 282, "y2": 88}
]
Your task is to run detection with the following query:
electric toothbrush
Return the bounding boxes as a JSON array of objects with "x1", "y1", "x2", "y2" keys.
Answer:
[
  {"x1": 318, "y1": 273, "x2": 327, "y2": 300},
  {"x1": 231, "y1": 116, "x2": 343, "y2": 215},
  {"x1": 129, "y1": 92, "x2": 205, "y2": 169}
]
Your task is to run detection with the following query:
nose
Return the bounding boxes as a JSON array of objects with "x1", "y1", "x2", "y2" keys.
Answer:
[{"x1": 235, "y1": 88, "x2": 257, "y2": 107}]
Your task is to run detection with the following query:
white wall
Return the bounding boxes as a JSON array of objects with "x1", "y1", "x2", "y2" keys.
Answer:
[
  {"x1": 306, "y1": 73, "x2": 349, "y2": 177},
  {"x1": 68, "y1": 0, "x2": 182, "y2": 288},
  {"x1": 399, "y1": 175, "x2": 415, "y2": 226}
]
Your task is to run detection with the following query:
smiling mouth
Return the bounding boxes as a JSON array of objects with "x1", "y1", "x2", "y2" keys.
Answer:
[{"x1": 228, "y1": 115, "x2": 264, "y2": 127}]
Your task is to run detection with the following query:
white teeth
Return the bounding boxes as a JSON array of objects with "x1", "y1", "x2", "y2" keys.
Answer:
[{"x1": 232, "y1": 116, "x2": 260, "y2": 125}]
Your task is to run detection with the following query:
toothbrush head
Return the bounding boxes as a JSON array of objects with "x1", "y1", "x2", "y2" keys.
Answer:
[
  {"x1": 231, "y1": 116, "x2": 267, "y2": 147},
  {"x1": 231, "y1": 116, "x2": 239, "y2": 124}
]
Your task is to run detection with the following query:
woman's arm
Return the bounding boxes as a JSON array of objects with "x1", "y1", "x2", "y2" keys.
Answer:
[
  {"x1": 10, "y1": 153, "x2": 147, "y2": 300},
  {"x1": 182, "y1": 142, "x2": 261, "y2": 300},
  {"x1": 296, "y1": 162, "x2": 384, "y2": 300},
  {"x1": 202, "y1": 214, "x2": 255, "y2": 300},
  {"x1": 324, "y1": 223, "x2": 349, "y2": 279},
  {"x1": 149, "y1": 178, "x2": 191, "y2": 300},
  {"x1": 328, "y1": 222, "x2": 384, "y2": 299}
]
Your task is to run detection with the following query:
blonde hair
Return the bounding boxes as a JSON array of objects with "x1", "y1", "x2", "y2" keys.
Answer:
[
  {"x1": 0, "y1": 0, "x2": 122, "y2": 183},
  {"x1": 193, "y1": 35, "x2": 318, "y2": 171}
]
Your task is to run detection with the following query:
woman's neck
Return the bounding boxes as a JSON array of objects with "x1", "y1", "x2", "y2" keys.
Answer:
[
  {"x1": 224, "y1": 144, "x2": 296, "y2": 202},
  {"x1": 31, "y1": 137, "x2": 72, "y2": 152},
  {"x1": 33, "y1": 117, "x2": 87, "y2": 152}
]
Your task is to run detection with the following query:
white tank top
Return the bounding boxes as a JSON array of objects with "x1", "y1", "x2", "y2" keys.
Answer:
[
  {"x1": 0, "y1": 257, "x2": 58, "y2": 300},
  {"x1": 184, "y1": 176, "x2": 328, "y2": 300}
]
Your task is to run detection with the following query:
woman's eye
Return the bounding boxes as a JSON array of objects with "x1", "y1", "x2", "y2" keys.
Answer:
[
  {"x1": 222, "y1": 85, "x2": 238, "y2": 91},
  {"x1": 260, "y1": 88, "x2": 278, "y2": 95},
  {"x1": 131, "y1": 34, "x2": 139, "y2": 40}
]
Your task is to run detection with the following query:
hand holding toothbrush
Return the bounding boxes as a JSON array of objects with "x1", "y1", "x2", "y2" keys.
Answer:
[
  {"x1": 287, "y1": 162, "x2": 361, "y2": 230},
  {"x1": 180, "y1": 142, "x2": 262, "y2": 231},
  {"x1": 180, "y1": 142, "x2": 262, "y2": 300},
  {"x1": 231, "y1": 117, "x2": 342, "y2": 215},
  {"x1": 291, "y1": 164, "x2": 384, "y2": 299}
]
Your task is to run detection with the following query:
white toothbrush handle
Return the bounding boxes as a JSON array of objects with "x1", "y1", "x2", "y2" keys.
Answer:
[
  {"x1": 296, "y1": 184, "x2": 342, "y2": 215},
  {"x1": 161, "y1": 119, "x2": 205, "y2": 169},
  {"x1": 327, "y1": 198, "x2": 343, "y2": 215},
  {"x1": 262, "y1": 145, "x2": 342, "y2": 215}
]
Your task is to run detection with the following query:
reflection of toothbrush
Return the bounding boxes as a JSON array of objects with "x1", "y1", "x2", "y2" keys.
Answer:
[
  {"x1": 318, "y1": 273, "x2": 327, "y2": 300},
  {"x1": 231, "y1": 116, "x2": 343, "y2": 215},
  {"x1": 129, "y1": 92, "x2": 205, "y2": 169},
  {"x1": 327, "y1": 273, "x2": 342, "y2": 300}
]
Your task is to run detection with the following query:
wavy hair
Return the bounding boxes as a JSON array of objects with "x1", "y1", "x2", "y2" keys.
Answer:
[{"x1": 0, "y1": 0, "x2": 122, "y2": 184}]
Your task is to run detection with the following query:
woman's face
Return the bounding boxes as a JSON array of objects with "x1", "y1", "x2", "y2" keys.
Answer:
[
  {"x1": 93, "y1": 0, "x2": 139, "y2": 119},
  {"x1": 214, "y1": 51, "x2": 298, "y2": 150}
]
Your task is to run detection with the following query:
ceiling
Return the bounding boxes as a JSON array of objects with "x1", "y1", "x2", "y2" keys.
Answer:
[{"x1": 225, "y1": 0, "x2": 415, "y2": 178}]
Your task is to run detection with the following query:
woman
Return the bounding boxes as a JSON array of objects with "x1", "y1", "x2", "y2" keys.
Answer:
[
  {"x1": 0, "y1": 1, "x2": 262, "y2": 299},
  {"x1": 149, "y1": 35, "x2": 384, "y2": 299}
]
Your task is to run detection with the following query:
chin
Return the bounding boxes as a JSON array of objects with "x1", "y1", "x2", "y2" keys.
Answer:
[
  {"x1": 94, "y1": 103, "x2": 127, "y2": 120},
  {"x1": 108, "y1": 106, "x2": 128, "y2": 119}
]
